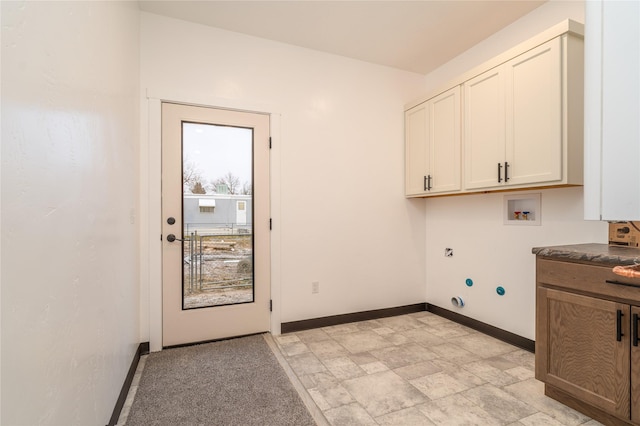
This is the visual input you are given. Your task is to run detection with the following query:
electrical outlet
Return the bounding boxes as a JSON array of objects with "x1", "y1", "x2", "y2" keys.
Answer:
[
  {"x1": 312, "y1": 281, "x2": 320, "y2": 294},
  {"x1": 445, "y1": 248, "x2": 453, "y2": 257}
]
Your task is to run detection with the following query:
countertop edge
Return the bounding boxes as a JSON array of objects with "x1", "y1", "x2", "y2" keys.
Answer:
[{"x1": 532, "y1": 243, "x2": 640, "y2": 267}]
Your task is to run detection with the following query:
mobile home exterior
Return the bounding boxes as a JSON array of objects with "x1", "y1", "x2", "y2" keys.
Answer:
[{"x1": 183, "y1": 193, "x2": 252, "y2": 235}]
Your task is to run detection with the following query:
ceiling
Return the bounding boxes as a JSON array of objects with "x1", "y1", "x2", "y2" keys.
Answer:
[{"x1": 138, "y1": 0, "x2": 547, "y2": 75}]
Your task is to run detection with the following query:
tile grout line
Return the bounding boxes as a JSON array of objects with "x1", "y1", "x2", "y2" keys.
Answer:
[{"x1": 276, "y1": 313, "x2": 599, "y2": 425}]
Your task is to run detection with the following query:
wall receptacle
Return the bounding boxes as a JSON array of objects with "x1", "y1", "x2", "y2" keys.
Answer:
[{"x1": 312, "y1": 281, "x2": 320, "y2": 294}]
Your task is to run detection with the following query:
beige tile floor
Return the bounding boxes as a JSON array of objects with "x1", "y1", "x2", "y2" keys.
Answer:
[{"x1": 274, "y1": 311, "x2": 604, "y2": 426}]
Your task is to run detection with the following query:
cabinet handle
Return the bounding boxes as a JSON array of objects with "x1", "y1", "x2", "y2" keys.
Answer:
[
  {"x1": 424, "y1": 176, "x2": 427, "y2": 191},
  {"x1": 427, "y1": 175, "x2": 432, "y2": 191},
  {"x1": 504, "y1": 162, "x2": 510, "y2": 182},
  {"x1": 497, "y1": 163, "x2": 503, "y2": 183},
  {"x1": 605, "y1": 279, "x2": 640, "y2": 288},
  {"x1": 617, "y1": 309, "x2": 624, "y2": 342},
  {"x1": 634, "y1": 313, "x2": 639, "y2": 347}
]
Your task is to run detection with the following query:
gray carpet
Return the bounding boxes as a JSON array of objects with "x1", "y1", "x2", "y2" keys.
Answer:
[{"x1": 125, "y1": 334, "x2": 317, "y2": 426}]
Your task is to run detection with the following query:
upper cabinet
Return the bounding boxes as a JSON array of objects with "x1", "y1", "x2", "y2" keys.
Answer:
[
  {"x1": 405, "y1": 86, "x2": 461, "y2": 196},
  {"x1": 584, "y1": 1, "x2": 640, "y2": 221},
  {"x1": 405, "y1": 103, "x2": 428, "y2": 196},
  {"x1": 464, "y1": 65, "x2": 506, "y2": 190},
  {"x1": 465, "y1": 38, "x2": 575, "y2": 190},
  {"x1": 405, "y1": 20, "x2": 584, "y2": 198}
]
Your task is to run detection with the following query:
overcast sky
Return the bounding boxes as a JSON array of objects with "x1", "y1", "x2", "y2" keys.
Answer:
[{"x1": 183, "y1": 122, "x2": 252, "y2": 189}]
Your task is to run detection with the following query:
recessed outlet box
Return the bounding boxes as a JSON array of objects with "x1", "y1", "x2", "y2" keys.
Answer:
[
  {"x1": 312, "y1": 281, "x2": 320, "y2": 294},
  {"x1": 504, "y1": 193, "x2": 541, "y2": 226}
]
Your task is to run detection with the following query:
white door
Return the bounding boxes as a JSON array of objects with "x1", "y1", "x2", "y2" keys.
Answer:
[
  {"x1": 236, "y1": 200, "x2": 247, "y2": 225},
  {"x1": 161, "y1": 102, "x2": 270, "y2": 347},
  {"x1": 464, "y1": 66, "x2": 506, "y2": 189},
  {"x1": 505, "y1": 38, "x2": 562, "y2": 186},
  {"x1": 584, "y1": 0, "x2": 640, "y2": 221}
]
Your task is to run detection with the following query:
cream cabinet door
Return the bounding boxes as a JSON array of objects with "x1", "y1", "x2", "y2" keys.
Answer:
[
  {"x1": 405, "y1": 103, "x2": 428, "y2": 196},
  {"x1": 463, "y1": 67, "x2": 505, "y2": 190},
  {"x1": 465, "y1": 38, "x2": 563, "y2": 191},
  {"x1": 428, "y1": 86, "x2": 461, "y2": 194},
  {"x1": 405, "y1": 87, "x2": 461, "y2": 197},
  {"x1": 505, "y1": 38, "x2": 562, "y2": 186}
]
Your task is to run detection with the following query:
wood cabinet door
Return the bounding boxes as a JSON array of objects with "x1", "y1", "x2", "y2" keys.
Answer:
[
  {"x1": 632, "y1": 305, "x2": 640, "y2": 423},
  {"x1": 428, "y1": 86, "x2": 461, "y2": 194},
  {"x1": 505, "y1": 38, "x2": 562, "y2": 186},
  {"x1": 537, "y1": 287, "x2": 630, "y2": 419},
  {"x1": 463, "y1": 66, "x2": 505, "y2": 190},
  {"x1": 405, "y1": 103, "x2": 428, "y2": 196}
]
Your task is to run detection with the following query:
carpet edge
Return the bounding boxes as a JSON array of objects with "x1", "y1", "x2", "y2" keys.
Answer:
[
  {"x1": 262, "y1": 334, "x2": 329, "y2": 426},
  {"x1": 108, "y1": 342, "x2": 149, "y2": 426}
]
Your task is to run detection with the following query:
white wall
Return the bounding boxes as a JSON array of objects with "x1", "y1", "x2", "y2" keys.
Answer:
[
  {"x1": 425, "y1": 188, "x2": 606, "y2": 339},
  {"x1": 421, "y1": 0, "x2": 607, "y2": 340},
  {"x1": 422, "y1": 0, "x2": 586, "y2": 96},
  {"x1": 1, "y1": 2, "x2": 140, "y2": 424},
  {"x1": 139, "y1": 12, "x2": 426, "y2": 340}
]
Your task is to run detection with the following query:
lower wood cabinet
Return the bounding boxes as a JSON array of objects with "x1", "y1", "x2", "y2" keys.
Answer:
[{"x1": 536, "y1": 258, "x2": 640, "y2": 425}]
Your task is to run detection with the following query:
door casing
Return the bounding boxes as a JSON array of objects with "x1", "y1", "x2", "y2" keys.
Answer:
[{"x1": 141, "y1": 95, "x2": 282, "y2": 352}]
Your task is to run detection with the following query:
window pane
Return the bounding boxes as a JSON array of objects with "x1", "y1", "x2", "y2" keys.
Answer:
[{"x1": 182, "y1": 122, "x2": 253, "y2": 309}]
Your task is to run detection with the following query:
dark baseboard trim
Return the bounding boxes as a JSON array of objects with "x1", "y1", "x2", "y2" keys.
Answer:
[
  {"x1": 281, "y1": 303, "x2": 427, "y2": 333},
  {"x1": 280, "y1": 302, "x2": 533, "y2": 352},
  {"x1": 427, "y1": 303, "x2": 535, "y2": 353},
  {"x1": 107, "y1": 342, "x2": 149, "y2": 426}
]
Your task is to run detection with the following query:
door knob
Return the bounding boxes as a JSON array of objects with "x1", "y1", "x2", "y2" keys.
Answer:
[{"x1": 166, "y1": 234, "x2": 184, "y2": 242}]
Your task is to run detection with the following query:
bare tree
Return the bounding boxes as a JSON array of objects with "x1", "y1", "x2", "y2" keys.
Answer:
[
  {"x1": 183, "y1": 160, "x2": 203, "y2": 189},
  {"x1": 211, "y1": 172, "x2": 241, "y2": 194}
]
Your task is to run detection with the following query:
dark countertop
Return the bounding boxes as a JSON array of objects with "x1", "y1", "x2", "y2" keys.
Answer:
[{"x1": 532, "y1": 243, "x2": 640, "y2": 267}]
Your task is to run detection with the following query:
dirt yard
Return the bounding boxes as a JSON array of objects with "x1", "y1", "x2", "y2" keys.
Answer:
[{"x1": 183, "y1": 235, "x2": 253, "y2": 309}]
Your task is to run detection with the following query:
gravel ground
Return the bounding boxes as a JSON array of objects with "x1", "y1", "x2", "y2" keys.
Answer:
[
  {"x1": 183, "y1": 287, "x2": 253, "y2": 309},
  {"x1": 183, "y1": 236, "x2": 254, "y2": 309}
]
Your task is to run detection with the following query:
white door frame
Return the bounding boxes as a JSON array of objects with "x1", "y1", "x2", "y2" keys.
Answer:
[{"x1": 141, "y1": 92, "x2": 282, "y2": 352}]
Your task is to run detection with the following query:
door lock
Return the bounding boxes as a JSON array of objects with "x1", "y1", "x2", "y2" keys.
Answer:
[
  {"x1": 167, "y1": 217, "x2": 176, "y2": 225},
  {"x1": 166, "y1": 234, "x2": 183, "y2": 242}
]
